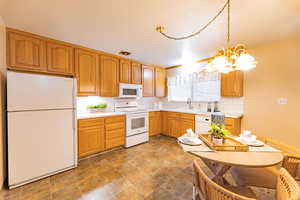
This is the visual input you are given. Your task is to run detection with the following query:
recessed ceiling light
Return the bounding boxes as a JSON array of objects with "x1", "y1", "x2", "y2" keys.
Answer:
[{"x1": 118, "y1": 51, "x2": 131, "y2": 56}]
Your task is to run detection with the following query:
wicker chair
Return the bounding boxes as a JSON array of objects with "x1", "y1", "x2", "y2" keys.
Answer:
[
  {"x1": 193, "y1": 161, "x2": 300, "y2": 200},
  {"x1": 193, "y1": 160, "x2": 256, "y2": 200},
  {"x1": 282, "y1": 154, "x2": 300, "y2": 181}
]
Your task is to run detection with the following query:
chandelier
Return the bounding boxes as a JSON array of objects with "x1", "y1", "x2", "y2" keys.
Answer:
[{"x1": 155, "y1": 0, "x2": 257, "y2": 73}]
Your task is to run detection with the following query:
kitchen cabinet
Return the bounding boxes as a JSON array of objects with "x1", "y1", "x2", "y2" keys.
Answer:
[
  {"x1": 78, "y1": 118, "x2": 105, "y2": 158},
  {"x1": 225, "y1": 117, "x2": 242, "y2": 135},
  {"x1": 119, "y1": 59, "x2": 131, "y2": 83},
  {"x1": 131, "y1": 62, "x2": 142, "y2": 84},
  {"x1": 180, "y1": 113, "x2": 195, "y2": 133},
  {"x1": 155, "y1": 67, "x2": 166, "y2": 97},
  {"x1": 162, "y1": 111, "x2": 195, "y2": 138},
  {"x1": 78, "y1": 115, "x2": 125, "y2": 158},
  {"x1": 105, "y1": 115, "x2": 125, "y2": 149},
  {"x1": 142, "y1": 65, "x2": 155, "y2": 97},
  {"x1": 149, "y1": 111, "x2": 162, "y2": 136},
  {"x1": 100, "y1": 55, "x2": 119, "y2": 97},
  {"x1": 75, "y1": 48, "x2": 99, "y2": 96},
  {"x1": 46, "y1": 42, "x2": 74, "y2": 75},
  {"x1": 161, "y1": 111, "x2": 168, "y2": 134},
  {"x1": 221, "y1": 71, "x2": 244, "y2": 97},
  {"x1": 7, "y1": 31, "x2": 46, "y2": 72}
]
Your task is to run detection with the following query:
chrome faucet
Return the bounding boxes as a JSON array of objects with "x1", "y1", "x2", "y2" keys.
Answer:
[{"x1": 187, "y1": 97, "x2": 193, "y2": 109}]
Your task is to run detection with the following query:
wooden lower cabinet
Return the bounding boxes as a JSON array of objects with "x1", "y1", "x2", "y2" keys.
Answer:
[
  {"x1": 78, "y1": 115, "x2": 125, "y2": 158},
  {"x1": 78, "y1": 118, "x2": 105, "y2": 158},
  {"x1": 105, "y1": 115, "x2": 125, "y2": 149},
  {"x1": 160, "y1": 112, "x2": 195, "y2": 138},
  {"x1": 225, "y1": 117, "x2": 242, "y2": 135},
  {"x1": 149, "y1": 111, "x2": 162, "y2": 136}
]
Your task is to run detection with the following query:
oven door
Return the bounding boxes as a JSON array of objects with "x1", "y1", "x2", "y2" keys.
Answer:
[{"x1": 126, "y1": 113, "x2": 148, "y2": 136}]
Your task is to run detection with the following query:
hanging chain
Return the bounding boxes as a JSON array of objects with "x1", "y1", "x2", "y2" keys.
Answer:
[
  {"x1": 227, "y1": 0, "x2": 231, "y2": 44},
  {"x1": 156, "y1": 0, "x2": 230, "y2": 40}
]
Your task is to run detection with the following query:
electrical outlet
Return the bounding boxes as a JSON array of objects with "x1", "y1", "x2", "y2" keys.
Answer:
[{"x1": 277, "y1": 98, "x2": 288, "y2": 105}]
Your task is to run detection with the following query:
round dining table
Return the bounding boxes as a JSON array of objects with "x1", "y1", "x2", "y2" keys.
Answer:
[{"x1": 190, "y1": 151, "x2": 284, "y2": 184}]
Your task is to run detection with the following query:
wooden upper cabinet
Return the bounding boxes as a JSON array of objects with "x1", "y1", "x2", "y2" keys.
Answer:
[
  {"x1": 155, "y1": 67, "x2": 166, "y2": 97},
  {"x1": 7, "y1": 31, "x2": 46, "y2": 71},
  {"x1": 142, "y1": 65, "x2": 155, "y2": 97},
  {"x1": 75, "y1": 49, "x2": 99, "y2": 96},
  {"x1": 131, "y1": 62, "x2": 142, "y2": 84},
  {"x1": 221, "y1": 71, "x2": 244, "y2": 97},
  {"x1": 46, "y1": 42, "x2": 74, "y2": 75},
  {"x1": 119, "y1": 59, "x2": 131, "y2": 83},
  {"x1": 100, "y1": 55, "x2": 119, "y2": 97}
]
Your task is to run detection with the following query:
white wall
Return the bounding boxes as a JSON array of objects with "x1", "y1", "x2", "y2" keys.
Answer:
[{"x1": 0, "y1": 15, "x2": 7, "y2": 189}]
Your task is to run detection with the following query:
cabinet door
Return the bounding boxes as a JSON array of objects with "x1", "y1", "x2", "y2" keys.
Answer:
[
  {"x1": 162, "y1": 111, "x2": 168, "y2": 135},
  {"x1": 131, "y1": 62, "x2": 142, "y2": 84},
  {"x1": 225, "y1": 117, "x2": 241, "y2": 135},
  {"x1": 46, "y1": 42, "x2": 74, "y2": 75},
  {"x1": 156, "y1": 112, "x2": 162, "y2": 134},
  {"x1": 100, "y1": 55, "x2": 119, "y2": 97},
  {"x1": 78, "y1": 118, "x2": 105, "y2": 158},
  {"x1": 149, "y1": 117, "x2": 155, "y2": 136},
  {"x1": 155, "y1": 67, "x2": 166, "y2": 97},
  {"x1": 221, "y1": 71, "x2": 244, "y2": 97},
  {"x1": 8, "y1": 31, "x2": 46, "y2": 71},
  {"x1": 181, "y1": 119, "x2": 195, "y2": 136},
  {"x1": 142, "y1": 66, "x2": 155, "y2": 97},
  {"x1": 119, "y1": 59, "x2": 131, "y2": 83},
  {"x1": 168, "y1": 117, "x2": 180, "y2": 138},
  {"x1": 75, "y1": 49, "x2": 99, "y2": 96}
]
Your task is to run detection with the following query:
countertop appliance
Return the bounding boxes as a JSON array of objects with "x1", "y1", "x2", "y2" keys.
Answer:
[
  {"x1": 7, "y1": 71, "x2": 77, "y2": 189},
  {"x1": 115, "y1": 101, "x2": 148, "y2": 147},
  {"x1": 195, "y1": 113, "x2": 211, "y2": 134},
  {"x1": 119, "y1": 83, "x2": 142, "y2": 98}
]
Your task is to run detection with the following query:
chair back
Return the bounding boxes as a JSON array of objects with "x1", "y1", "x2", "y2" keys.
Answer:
[
  {"x1": 276, "y1": 168, "x2": 300, "y2": 200},
  {"x1": 282, "y1": 155, "x2": 300, "y2": 181},
  {"x1": 193, "y1": 161, "x2": 255, "y2": 200}
]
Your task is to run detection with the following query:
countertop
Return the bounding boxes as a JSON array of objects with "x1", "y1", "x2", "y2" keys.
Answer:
[{"x1": 77, "y1": 108, "x2": 243, "y2": 119}]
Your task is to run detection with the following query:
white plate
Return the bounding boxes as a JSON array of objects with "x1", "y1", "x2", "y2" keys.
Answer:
[
  {"x1": 178, "y1": 136, "x2": 203, "y2": 146},
  {"x1": 247, "y1": 140, "x2": 265, "y2": 147},
  {"x1": 236, "y1": 137, "x2": 264, "y2": 147}
]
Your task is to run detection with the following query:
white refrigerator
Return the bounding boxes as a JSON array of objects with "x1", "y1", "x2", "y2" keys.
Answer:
[{"x1": 7, "y1": 71, "x2": 77, "y2": 189}]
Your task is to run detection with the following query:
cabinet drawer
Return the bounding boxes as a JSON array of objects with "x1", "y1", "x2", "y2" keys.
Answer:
[
  {"x1": 167, "y1": 112, "x2": 180, "y2": 118},
  {"x1": 181, "y1": 113, "x2": 195, "y2": 120},
  {"x1": 105, "y1": 115, "x2": 125, "y2": 124},
  {"x1": 78, "y1": 118, "x2": 104, "y2": 129},
  {"x1": 225, "y1": 118, "x2": 235, "y2": 126},
  {"x1": 106, "y1": 138, "x2": 124, "y2": 149},
  {"x1": 149, "y1": 111, "x2": 161, "y2": 118},
  {"x1": 106, "y1": 122, "x2": 125, "y2": 131},
  {"x1": 106, "y1": 129, "x2": 124, "y2": 139}
]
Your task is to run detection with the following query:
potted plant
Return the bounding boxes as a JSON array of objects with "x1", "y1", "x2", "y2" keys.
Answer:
[
  {"x1": 87, "y1": 103, "x2": 108, "y2": 113},
  {"x1": 208, "y1": 123, "x2": 230, "y2": 145}
]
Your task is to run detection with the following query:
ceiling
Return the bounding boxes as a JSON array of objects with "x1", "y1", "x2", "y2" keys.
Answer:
[{"x1": 1, "y1": 0, "x2": 300, "y2": 67}]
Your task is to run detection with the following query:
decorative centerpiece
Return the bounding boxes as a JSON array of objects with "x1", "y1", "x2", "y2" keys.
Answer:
[
  {"x1": 208, "y1": 123, "x2": 230, "y2": 145},
  {"x1": 87, "y1": 103, "x2": 107, "y2": 113}
]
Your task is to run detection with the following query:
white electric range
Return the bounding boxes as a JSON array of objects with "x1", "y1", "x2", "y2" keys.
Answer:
[{"x1": 115, "y1": 101, "x2": 149, "y2": 147}]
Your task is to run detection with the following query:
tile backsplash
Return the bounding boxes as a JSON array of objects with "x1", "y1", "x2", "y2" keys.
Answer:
[
  {"x1": 76, "y1": 96, "x2": 162, "y2": 113},
  {"x1": 161, "y1": 97, "x2": 244, "y2": 113},
  {"x1": 77, "y1": 96, "x2": 244, "y2": 114}
]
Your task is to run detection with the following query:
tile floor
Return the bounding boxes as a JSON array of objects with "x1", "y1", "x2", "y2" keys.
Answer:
[{"x1": 0, "y1": 135, "x2": 275, "y2": 200}]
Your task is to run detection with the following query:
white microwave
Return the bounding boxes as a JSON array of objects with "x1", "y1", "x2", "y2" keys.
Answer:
[{"x1": 119, "y1": 83, "x2": 143, "y2": 98}]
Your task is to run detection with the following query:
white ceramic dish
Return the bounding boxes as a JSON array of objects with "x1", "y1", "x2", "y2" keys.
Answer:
[
  {"x1": 236, "y1": 137, "x2": 265, "y2": 147},
  {"x1": 178, "y1": 136, "x2": 203, "y2": 146}
]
